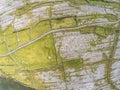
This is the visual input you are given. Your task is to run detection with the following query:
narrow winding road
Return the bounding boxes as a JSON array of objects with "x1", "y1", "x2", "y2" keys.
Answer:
[{"x1": 0, "y1": 19, "x2": 119, "y2": 57}]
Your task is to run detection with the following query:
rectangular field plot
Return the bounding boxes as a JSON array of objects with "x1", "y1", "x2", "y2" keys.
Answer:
[
  {"x1": 15, "y1": 34, "x2": 57, "y2": 69},
  {"x1": 51, "y1": 17, "x2": 76, "y2": 29},
  {"x1": 32, "y1": 21, "x2": 51, "y2": 39}
]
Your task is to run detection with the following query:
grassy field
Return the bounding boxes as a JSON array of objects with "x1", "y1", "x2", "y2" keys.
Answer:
[
  {"x1": 64, "y1": 59, "x2": 83, "y2": 69},
  {"x1": 14, "y1": 34, "x2": 56, "y2": 69},
  {"x1": 32, "y1": 21, "x2": 50, "y2": 39},
  {"x1": 0, "y1": 56, "x2": 19, "y2": 74},
  {"x1": 0, "y1": 8, "x2": 117, "y2": 89},
  {"x1": 51, "y1": 17, "x2": 76, "y2": 29},
  {"x1": 0, "y1": 20, "x2": 57, "y2": 89}
]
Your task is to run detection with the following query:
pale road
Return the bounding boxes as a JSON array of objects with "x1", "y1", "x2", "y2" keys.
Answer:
[{"x1": 0, "y1": 19, "x2": 120, "y2": 57}]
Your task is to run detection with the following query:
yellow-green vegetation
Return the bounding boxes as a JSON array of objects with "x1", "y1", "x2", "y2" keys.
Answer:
[
  {"x1": 0, "y1": 29, "x2": 8, "y2": 54},
  {"x1": 52, "y1": 17, "x2": 76, "y2": 29},
  {"x1": 106, "y1": 26, "x2": 115, "y2": 35},
  {"x1": 95, "y1": 27, "x2": 106, "y2": 37},
  {"x1": 4, "y1": 26, "x2": 18, "y2": 50},
  {"x1": 0, "y1": 43, "x2": 8, "y2": 54},
  {"x1": 90, "y1": 0, "x2": 120, "y2": 7},
  {"x1": 18, "y1": 29, "x2": 30, "y2": 45},
  {"x1": 0, "y1": 0, "x2": 119, "y2": 89},
  {"x1": 23, "y1": 0, "x2": 29, "y2": 3},
  {"x1": 90, "y1": 40, "x2": 96, "y2": 47},
  {"x1": 95, "y1": 24, "x2": 116, "y2": 36},
  {"x1": 64, "y1": 59, "x2": 83, "y2": 69},
  {"x1": 103, "y1": 14, "x2": 117, "y2": 22},
  {"x1": 0, "y1": 4, "x2": 117, "y2": 89},
  {"x1": 80, "y1": 26, "x2": 95, "y2": 34},
  {"x1": 0, "y1": 56, "x2": 19, "y2": 74},
  {"x1": 15, "y1": 34, "x2": 56, "y2": 69},
  {"x1": 0, "y1": 65, "x2": 18, "y2": 74},
  {"x1": 67, "y1": 0, "x2": 87, "y2": 4},
  {"x1": 0, "y1": 28, "x2": 18, "y2": 74},
  {"x1": 5, "y1": 34, "x2": 18, "y2": 50},
  {"x1": 0, "y1": 19, "x2": 57, "y2": 89},
  {"x1": 32, "y1": 21, "x2": 50, "y2": 39},
  {"x1": 13, "y1": 2, "x2": 38, "y2": 16},
  {"x1": 0, "y1": 28, "x2": 4, "y2": 42},
  {"x1": 0, "y1": 19, "x2": 56, "y2": 72},
  {"x1": 90, "y1": 0, "x2": 110, "y2": 5}
]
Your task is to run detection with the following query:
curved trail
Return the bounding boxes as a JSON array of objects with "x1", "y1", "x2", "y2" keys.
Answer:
[{"x1": 0, "y1": 19, "x2": 119, "y2": 57}]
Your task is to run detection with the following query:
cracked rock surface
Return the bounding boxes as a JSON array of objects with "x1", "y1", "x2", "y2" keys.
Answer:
[{"x1": 0, "y1": 0, "x2": 120, "y2": 90}]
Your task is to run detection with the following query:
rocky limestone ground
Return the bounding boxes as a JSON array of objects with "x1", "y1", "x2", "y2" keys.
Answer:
[{"x1": 0, "y1": 0, "x2": 120, "y2": 90}]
